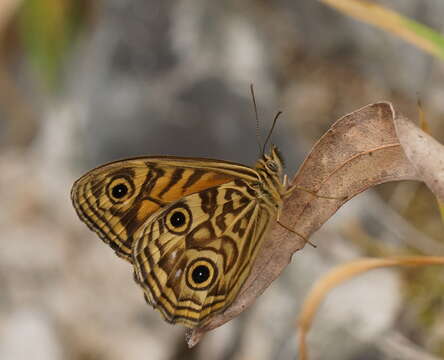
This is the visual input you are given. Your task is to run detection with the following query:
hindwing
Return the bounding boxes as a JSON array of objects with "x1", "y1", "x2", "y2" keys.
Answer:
[{"x1": 132, "y1": 180, "x2": 274, "y2": 327}]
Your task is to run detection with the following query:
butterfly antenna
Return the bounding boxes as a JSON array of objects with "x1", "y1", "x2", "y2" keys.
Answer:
[
  {"x1": 262, "y1": 111, "x2": 282, "y2": 156},
  {"x1": 250, "y1": 84, "x2": 262, "y2": 155}
]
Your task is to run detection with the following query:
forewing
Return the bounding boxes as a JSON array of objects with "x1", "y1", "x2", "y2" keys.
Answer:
[
  {"x1": 132, "y1": 179, "x2": 274, "y2": 328},
  {"x1": 71, "y1": 157, "x2": 258, "y2": 262}
]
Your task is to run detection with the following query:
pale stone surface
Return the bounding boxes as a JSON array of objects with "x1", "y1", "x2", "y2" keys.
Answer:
[{"x1": 0, "y1": 310, "x2": 62, "y2": 360}]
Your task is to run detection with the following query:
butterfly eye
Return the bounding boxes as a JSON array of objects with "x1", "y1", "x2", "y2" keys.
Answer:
[
  {"x1": 165, "y1": 205, "x2": 192, "y2": 234},
  {"x1": 186, "y1": 258, "x2": 218, "y2": 290},
  {"x1": 266, "y1": 160, "x2": 278, "y2": 172},
  {"x1": 107, "y1": 176, "x2": 135, "y2": 203}
]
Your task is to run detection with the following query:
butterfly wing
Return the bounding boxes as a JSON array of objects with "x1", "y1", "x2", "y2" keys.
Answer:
[
  {"x1": 132, "y1": 179, "x2": 274, "y2": 328},
  {"x1": 71, "y1": 157, "x2": 259, "y2": 262}
]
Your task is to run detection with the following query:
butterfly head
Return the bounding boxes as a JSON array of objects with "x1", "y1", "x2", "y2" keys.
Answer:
[{"x1": 260, "y1": 144, "x2": 285, "y2": 176}]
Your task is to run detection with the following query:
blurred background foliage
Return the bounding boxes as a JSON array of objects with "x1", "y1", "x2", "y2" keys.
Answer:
[
  {"x1": 1, "y1": 1, "x2": 444, "y2": 359},
  {"x1": 17, "y1": 0, "x2": 91, "y2": 90}
]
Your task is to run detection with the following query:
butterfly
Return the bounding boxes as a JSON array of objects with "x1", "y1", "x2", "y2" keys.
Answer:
[{"x1": 70, "y1": 114, "x2": 310, "y2": 328}]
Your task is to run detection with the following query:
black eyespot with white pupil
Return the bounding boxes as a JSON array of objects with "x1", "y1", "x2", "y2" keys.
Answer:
[
  {"x1": 107, "y1": 175, "x2": 135, "y2": 203},
  {"x1": 170, "y1": 211, "x2": 186, "y2": 227},
  {"x1": 192, "y1": 265, "x2": 210, "y2": 283},
  {"x1": 165, "y1": 205, "x2": 191, "y2": 234},
  {"x1": 112, "y1": 183, "x2": 128, "y2": 198},
  {"x1": 186, "y1": 258, "x2": 218, "y2": 291}
]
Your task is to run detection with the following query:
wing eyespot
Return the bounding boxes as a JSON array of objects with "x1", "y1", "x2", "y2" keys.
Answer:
[
  {"x1": 192, "y1": 265, "x2": 210, "y2": 283},
  {"x1": 164, "y1": 204, "x2": 192, "y2": 234},
  {"x1": 106, "y1": 175, "x2": 135, "y2": 203},
  {"x1": 170, "y1": 211, "x2": 186, "y2": 227},
  {"x1": 185, "y1": 258, "x2": 218, "y2": 291},
  {"x1": 112, "y1": 183, "x2": 128, "y2": 198}
]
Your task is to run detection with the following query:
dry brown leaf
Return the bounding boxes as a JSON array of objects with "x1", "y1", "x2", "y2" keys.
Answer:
[
  {"x1": 186, "y1": 102, "x2": 420, "y2": 347},
  {"x1": 412, "y1": 102, "x2": 444, "y2": 224},
  {"x1": 394, "y1": 116, "x2": 444, "y2": 202}
]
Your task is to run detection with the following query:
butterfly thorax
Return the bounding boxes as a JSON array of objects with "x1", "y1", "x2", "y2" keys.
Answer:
[{"x1": 253, "y1": 145, "x2": 286, "y2": 212}]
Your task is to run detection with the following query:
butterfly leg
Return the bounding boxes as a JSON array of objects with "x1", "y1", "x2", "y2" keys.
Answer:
[
  {"x1": 277, "y1": 220, "x2": 317, "y2": 248},
  {"x1": 284, "y1": 182, "x2": 347, "y2": 201},
  {"x1": 276, "y1": 209, "x2": 316, "y2": 248}
]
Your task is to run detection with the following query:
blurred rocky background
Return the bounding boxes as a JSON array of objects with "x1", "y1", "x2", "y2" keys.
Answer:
[{"x1": 1, "y1": 0, "x2": 444, "y2": 359}]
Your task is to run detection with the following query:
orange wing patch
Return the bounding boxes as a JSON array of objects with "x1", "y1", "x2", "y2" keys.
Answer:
[{"x1": 136, "y1": 167, "x2": 234, "y2": 223}]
